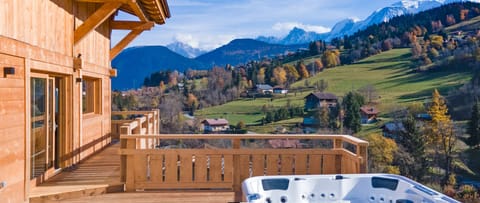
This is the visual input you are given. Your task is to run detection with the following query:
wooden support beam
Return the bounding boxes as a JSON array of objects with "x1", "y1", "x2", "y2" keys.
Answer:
[
  {"x1": 74, "y1": 2, "x2": 123, "y2": 44},
  {"x1": 110, "y1": 29, "x2": 143, "y2": 59},
  {"x1": 111, "y1": 21, "x2": 154, "y2": 30},
  {"x1": 127, "y1": 1, "x2": 148, "y2": 22}
]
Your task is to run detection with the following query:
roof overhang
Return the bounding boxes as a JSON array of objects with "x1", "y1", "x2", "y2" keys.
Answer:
[
  {"x1": 119, "y1": 0, "x2": 171, "y2": 24},
  {"x1": 74, "y1": 0, "x2": 170, "y2": 60}
]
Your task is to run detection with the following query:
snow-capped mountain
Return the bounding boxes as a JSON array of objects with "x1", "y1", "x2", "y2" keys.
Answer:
[
  {"x1": 166, "y1": 41, "x2": 206, "y2": 58},
  {"x1": 344, "y1": 0, "x2": 443, "y2": 38},
  {"x1": 257, "y1": 0, "x2": 478, "y2": 44},
  {"x1": 280, "y1": 28, "x2": 328, "y2": 45},
  {"x1": 328, "y1": 18, "x2": 356, "y2": 39},
  {"x1": 256, "y1": 27, "x2": 328, "y2": 45}
]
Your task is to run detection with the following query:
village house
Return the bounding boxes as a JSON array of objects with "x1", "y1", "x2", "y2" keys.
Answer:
[
  {"x1": 381, "y1": 122, "x2": 406, "y2": 139},
  {"x1": 360, "y1": 106, "x2": 379, "y2": 124},
  {"x1": 202, "y1": 118, "x2": 230, "y2": 133},
  {"x1": 273, "y1": 86, "x2": 288, "y2": 94},
  {"x1": 255, "y1": 84, "x2": 273, "y2": 94},
  {"x1": 304, "y1": 92, "x2": 338, "y2": 111},
  {"x1": 0, "y1": 0, "x2": 169, "y2": 202}
]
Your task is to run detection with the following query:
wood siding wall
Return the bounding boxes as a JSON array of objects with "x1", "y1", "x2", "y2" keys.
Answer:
[
  {"x1": 0, "y1": 0, "x2": 115, "y2": 202},
  {"x1": 0, "y1": 54, "x2": 26, "y2": 203}
]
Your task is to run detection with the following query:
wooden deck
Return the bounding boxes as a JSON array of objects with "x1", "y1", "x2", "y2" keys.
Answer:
[
  {"x1": 30, "y1": 142, "x2": 123, "y2": 202},
  {"x1": 29, "y1": 141, "x2": 237, "y2": 203}
]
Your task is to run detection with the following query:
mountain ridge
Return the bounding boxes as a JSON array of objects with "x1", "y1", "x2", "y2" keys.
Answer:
[
  {"x1": 166, "y1": 41, "x2": 206, "y2": 58},
  {"x1": 256, "y1": 0, "x2": 478, "y2": 44},
  {"x1": 111, "y1": 46, "x2": 208, "y2": 90},
  {"x1": 112, "y1": 39, "x2": 307, "y2": 90}
]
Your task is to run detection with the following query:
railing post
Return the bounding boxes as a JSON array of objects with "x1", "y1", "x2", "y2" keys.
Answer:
[
  {"x1": 334, "y1": 137, "x2": 343, "y2": 174},
  {"x1": 334, "y1": 138, "x2": 342, "y2": 149},
  {"x1": 134, "y1": 118, "x2": 142, "y2": 148},
  {"x1": 120, "y1": 126, "x2": 131, "y2": 183},
  {"x1": 154, "y1": 109, "x2": 160, "y2": 134},
  {"x1": 232, "y1": 138, "x2": 243, "y2": 202},
  {"x1": 125, "y1": 136, "x2": 136, "y2": 192},
  {"x1": 357, "y1": 144, "x2": 368, "y2": 173}
]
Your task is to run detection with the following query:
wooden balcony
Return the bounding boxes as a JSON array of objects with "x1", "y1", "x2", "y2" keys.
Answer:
[{"x1": 31, "y1": 110, "x2": 369, "y2": 202}]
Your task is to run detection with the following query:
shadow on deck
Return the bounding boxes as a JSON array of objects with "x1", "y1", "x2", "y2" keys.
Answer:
[{"x1": 29, "y1": 142, "x2": 123, "y2": 202}]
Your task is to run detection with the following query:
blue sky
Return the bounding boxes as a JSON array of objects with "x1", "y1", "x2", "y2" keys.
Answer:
[{"x1": 112, "y1": 0, "x2": 399, "y2": 51}]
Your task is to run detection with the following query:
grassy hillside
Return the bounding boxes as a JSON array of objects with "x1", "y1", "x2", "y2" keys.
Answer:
[
  {"x1": 445, "y1": 15, "x2": 480, "y2": 32},
  {"x1": 292, "y1": 48, "x2": 469, "y2": 104},
  {"x1": 195, "y1": 92, "x2": 310, "y2": 125},
  {"x1": 196, "y1": 48, "x2": 472, "y2": 132}
]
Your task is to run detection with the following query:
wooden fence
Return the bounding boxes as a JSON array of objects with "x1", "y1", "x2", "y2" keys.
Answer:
[
  {"x1": 118, "y1": 133, "x2": 368, "y2": 200},
  {"x1": 111, "y1": 110, "x2": 159, "y2": 140}
]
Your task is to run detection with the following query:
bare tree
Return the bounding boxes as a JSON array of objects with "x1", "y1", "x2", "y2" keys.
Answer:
[
  {"x1": 159, "y1": 94, "x2": 184, "y2": 133},
  {"x1": 358, "y1": 84, "x2": 379, "y2": 104}
]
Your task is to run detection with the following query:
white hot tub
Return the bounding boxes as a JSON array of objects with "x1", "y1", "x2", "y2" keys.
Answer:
[{"x1": 242, "y1": 174, "x2": 459, "y2": 203}]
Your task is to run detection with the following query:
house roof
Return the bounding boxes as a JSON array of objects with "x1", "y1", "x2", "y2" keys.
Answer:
[
  {"x1": 360, "y1": 106, "x2": 379, "y2": 115},
  {"x1": 382, "y1": 122, "x2": 405, "y2": 132},
  {"x1": 256, "y1": 84, "x2": 273, "y2": 90},
  {"x1": 120, "y1": 0, "x2": 171, "y2": 24},
  {"x1": 306, "y1": 92, "x2": 337, "y2": 100},
  {"x1": 202, "y1": 118, "x2": 229, "y2": 126}
]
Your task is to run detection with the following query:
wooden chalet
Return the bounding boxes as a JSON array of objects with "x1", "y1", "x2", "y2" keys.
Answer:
[
  {"x1": 0, "y1": 0, "x2": 169, "y2": 202},
  {"x1": 304, "y1": 92, "x2": 338, "y2": 111},
  {"x1": 360, "y1": 106, "x2": 379, "y2": 124},
  {"x1": 202, "y1": 118, "x2": 230, "y2": 133},
  {"x1": 255, "y1": 84, "x2": 274, "y2": 94}
]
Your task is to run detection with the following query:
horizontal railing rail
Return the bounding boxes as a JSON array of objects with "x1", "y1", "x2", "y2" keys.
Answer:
[{"x1": 111, "y1": 110, "x2": 159, "y2": 140}]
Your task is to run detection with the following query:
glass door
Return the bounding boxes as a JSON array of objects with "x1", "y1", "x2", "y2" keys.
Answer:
[
  {"x1": 31, "y1": 77, "x2": 47, "y2": 178},
  {"x1": 31, "y1": 74, "x2": 61, "y2": 179}
]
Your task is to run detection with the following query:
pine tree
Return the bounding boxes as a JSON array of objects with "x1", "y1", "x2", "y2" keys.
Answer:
[
  {"x1": 342, "y1": 92, "x2": 362, "y2": 133},
  {"x1": 397, "y1": 116, "x2": 427, "y2": 181},
  {"x1": 467, "y1": 100, "x2": 480, "y2": 148},
  {"x1": 265, "y1": 111, "x2": 274, "y2": 123}
]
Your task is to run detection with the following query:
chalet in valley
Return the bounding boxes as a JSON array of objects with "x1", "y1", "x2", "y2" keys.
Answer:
[
  {"x1": 360, "y1": 106, "x2": 379, "y2": 124},
  {"x1": 304, "y1": 92, "x2": 338, "y2": 111},
  {"x1": 202, "y1": 118, "x2": 230, "y2": 132},
  {"x1": 255, "y1": 84, "x2": 273, "y2": 94},
  {"x1": 273, "y1": 86, "x2": 288, "y2": 94}
]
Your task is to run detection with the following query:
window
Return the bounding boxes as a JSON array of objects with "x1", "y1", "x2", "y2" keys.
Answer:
[{"x1": 82, "y1": 77, "x2": 101, "y2": 114}]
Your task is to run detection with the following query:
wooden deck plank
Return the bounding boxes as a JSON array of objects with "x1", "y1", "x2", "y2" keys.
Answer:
[
  {"x1": 48, "y1": 191, "x2": 236, "y2": 203},
  {"x1": 29, "y1": 143, "x2": 122, "y2": 199}
]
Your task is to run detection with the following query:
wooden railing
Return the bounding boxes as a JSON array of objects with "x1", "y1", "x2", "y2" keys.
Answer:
[
  {"x1": 111, "y1": 110, "x2": 160, "y2": 140},
  {"x1": 118, "y1": 134, "x2": 368, "y2": 200}
]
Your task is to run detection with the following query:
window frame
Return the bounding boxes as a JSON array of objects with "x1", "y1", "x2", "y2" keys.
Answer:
[{"x1": 82, "y1": 77, "x2": 102, "y2": 115}]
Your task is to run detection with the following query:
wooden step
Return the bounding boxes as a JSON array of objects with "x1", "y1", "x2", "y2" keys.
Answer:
[{"x1": 29, "y1": 183, "x2": 124, "y2": 203}]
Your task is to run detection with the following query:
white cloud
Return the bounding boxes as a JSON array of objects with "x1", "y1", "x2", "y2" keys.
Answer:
[
  {"x1": 174, "y1": 34, "x2": 200, "y2": 48},
  {"x1": 272, "y1": 22, "x2": 331, "y2": 34},
  {"x1": 173, "y1": 33, "x2": 235, "y2": 51}
]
